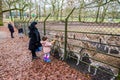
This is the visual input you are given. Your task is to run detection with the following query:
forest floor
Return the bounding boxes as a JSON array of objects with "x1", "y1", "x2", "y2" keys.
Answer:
[{"x1": 0, "y1": 26, "x2": 91, "y2": 80}]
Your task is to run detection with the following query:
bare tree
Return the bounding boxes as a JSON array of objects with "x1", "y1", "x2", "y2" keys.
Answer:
[
  {"x1": 78, "y1": 0, "x2": 85, "y2": 22},
  {"x1": 0, "y1": 0, "x2": 3, "y2": 25},
  {"x1": 34, "y1": 0, "x2": 39, "y2": 17},
  {"x1": 60, "y1": 0, "x2": 64, "y2": 20},
  {"x1": 41, "y1": 0, "x2": 47, "y2": 17},
  {"x1": 47, "y1": 0, "x2": 57, "y2": 20},
  {"x1": 18, "y1": 0, "x2": 29, "y2": 19},
  {"x1": 1, "y1": 0, "x2": 28, "y2": 20},
  {"x1": 55, "y1": 0, "x2": 60, "y2": 20},
  {"x1": 38, "y1": 4, "x2": 41, "y2": 19},
  {"x1": 4, "y1": 0, "x2": 19, "y2": 21},
  {"x1": 27, "y1": 0, "x2": 35, "y2": 19},
  {"x1": 53, "y1": 0, "x2": 64, "y2": 20},
  {"x1": 95, "y1": 0, "x2": 102, "y2": 22},
  {"x1": 66, "y1": 0, "x2": 76, "y2": 21},
  {"x1": 100, "y1": 4, "x2": 109, "y2": 22}
]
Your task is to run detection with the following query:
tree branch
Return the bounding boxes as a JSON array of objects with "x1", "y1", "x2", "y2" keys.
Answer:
[
  {"x1": 11, "y1": 0, "x2": 19, "y2": 5},
  {"x1": 21, "y1": 4, "x2": 28, "y2": 10},
  {"x1": 1, "y1": 8, "x2": 22, "y2": 13},
  {"x1": 83, "y1": 0, "x2": 111, "y2": 8},
  {"x1": 117, "y1": 0, "x2": 120, "y2": 4},
  {"x1": 1, "y1": 2, "x2": 28, "y2": 13}
]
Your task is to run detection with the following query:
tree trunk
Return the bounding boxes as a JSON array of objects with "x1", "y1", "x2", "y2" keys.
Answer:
[
  {"x1": 35, "y1": 0, "x2": 38, "y2": 16},
  {"x1": 60, "y1": 0, "x2": 64, "y2": 21},
  {"x1": 9, "y1": 10, "x2": 13, "y2": 21},
  {"x1": 78, "y1": 8, "x2": 82, "y2": 22},
  {"x1": 78, "y1": 0, "x2": 85, "y2": 22},
  {"x1": 100, "y1": 5, "x2": 108, "y2": 22},
  {"x1": 19, "y1": 3, "x2": 22, "y2": 19},
  {"x1": 56, "y1": 1, "x2": 60, "y2": 20},
  {"x1": 38, "y1": 5, "x2": 41, "y2": 19},
  {"x1": 43, "y1": 0, "x2": 47, "y2": 17},
  {"x1": 21, "y1": 10, "x2": 24, "y2": 20},
  {"x1": 8, "y1": 3, "x2": 13, "y2": 21},
  {"x1": 19, "y1": 10, "x2": 22, "y2": 19},
  {"x1": 0, "y1": 0, "x2": 3, "y2": 26},
  {"x1": 71, "y1": 14, "x2": 73, "y2": 21},
  {"x1": 15, "y1": 10, "x2": 18, "y2": 18},
  {"x1": 52, "y1": 5, "x2": 55, "y2": 20},
  {"x1": 95, "y1": 6, "x2": 100, "y2": 23},
  {"x1": 29, "y1": 0, "x2": 32, "y2": 18},
  {"x1": 43, "y1": 5, "x2": 46, "y2": 17}
]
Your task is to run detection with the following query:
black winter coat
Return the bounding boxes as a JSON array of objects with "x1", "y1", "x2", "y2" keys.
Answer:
[
  {"x1": 8, "y1": 23, "x2": 14, "y2": 33},
  {"x1": 28, "y1": 22, "x2": 42, "y2": 51},
  {"x1": 18, "y1": 28, "x2": 23, "y2": 33}
]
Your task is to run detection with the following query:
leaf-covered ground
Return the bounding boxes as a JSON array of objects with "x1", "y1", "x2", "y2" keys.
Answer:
[{"x1": 0, "y1": 27, "x2": 91, "y2": 80}]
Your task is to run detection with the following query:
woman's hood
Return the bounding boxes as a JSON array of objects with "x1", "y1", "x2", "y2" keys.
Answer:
[{"x1": 29, "y1": 22, "x2": 37, "y2": 30}]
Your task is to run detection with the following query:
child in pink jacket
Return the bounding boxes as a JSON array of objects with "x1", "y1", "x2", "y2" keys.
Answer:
[{"x1": 41, "y1": 36, "x2": 55, "y2": 62}]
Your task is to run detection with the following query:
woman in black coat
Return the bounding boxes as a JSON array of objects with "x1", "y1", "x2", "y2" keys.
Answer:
[{"x1": 28, "y1": 22, "x2": 42, "y2": 60}]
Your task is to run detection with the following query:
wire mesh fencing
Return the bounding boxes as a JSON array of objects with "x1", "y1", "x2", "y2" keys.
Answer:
[
  {"x1": 13, "y1": 7, "x2": 120, "y2": 79},
  {"x1": 37, "y1": 20, "x2": 120, "y2": 80}
]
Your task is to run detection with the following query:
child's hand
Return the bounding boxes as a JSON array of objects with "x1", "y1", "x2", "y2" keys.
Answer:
[
  {"x1": 51, "y1": 39, "x2": 56, "y2": 44},
  {"x1": 55, "y1": 38, "x2": 58, "y2": 41},
  {"x1": 53, "y1": 38, "x2": 57, "y2": 41}
]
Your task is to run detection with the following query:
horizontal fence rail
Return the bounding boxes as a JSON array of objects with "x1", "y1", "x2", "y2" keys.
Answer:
[
  {"x1": 14, "y1": 8, "x2": 120, "y2": 79},
  {"x1": 37, "y1": 20, "x2": 120, "y2": 80}
]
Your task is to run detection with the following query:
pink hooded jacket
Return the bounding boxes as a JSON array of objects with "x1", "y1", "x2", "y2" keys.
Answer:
[{"x1": 41, "y1": 41, "x2": 52, "y2": 53}]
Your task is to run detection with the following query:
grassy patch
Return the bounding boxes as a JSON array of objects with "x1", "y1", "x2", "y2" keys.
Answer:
[
  {"x1": 3, "y1": 17, "x2": 120, "y2": 23},
  {"x1": 0, "y1": 21, "x2": 3, "y2": 26}
]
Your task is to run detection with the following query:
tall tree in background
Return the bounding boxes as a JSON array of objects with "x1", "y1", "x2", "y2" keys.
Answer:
[
  {"x1": 18, "y1": 0, "x2": 28, "y2": 19},
  {"x1": 0, "y1": 0, "x2": 120, "y2": 24},
  {"x1": 94, "y1": 0, "x2": 118, "y2": 22},
  {"x1": 0, "y1": 0, "x2": 29, "y2": 26},
  {"x1": 38, "y1": 4, "x2": 41, "y2": 19},
  {"x1": 60, "y1": 0, "x2": 64, "y2": 20},
  {"x1": 67, "y1": 0, "x2": 75, "y2": 21},
  {"x1": 100, "y1": 4, "x2": 108, "y2": 22},
  {"x1": 78, "y1": 0, "x2": 85, "y2": 22},
  {"x1": 109, "y1": 1, "x2": 119, "y2": 20},
  {"x1": 0, "y1": 0, "x2": 3, "y2": 26},
  {"x1": 95, "y1": 0, "x2": 102, "y2": 23},
  {"x1": 49, "y1": 0, "x2": 56, "y2": 20},
  {"x1": 2, "y1": 0, "x2": 28, "y2": 20},
  {"x1": 28, "y1": 0, "x2": 35, "y2": 19},
  {"x1": 42, "y1": 0, "x2": 47, "y2": 17},
  {"x1": 35, "y1": 0, "x2": 38, "y2": 16},
  {"x1": 5, "y1": 0, "x2": 14, "y2": 21},
  {"x1": 29, "y1": 0, "x2": 32, "y2": 18},
  {"x1": 56, "y1": 0, "x2": 60, "y2": 20},
  {"x1": 47, "y1": 0, "x2": 64, "y2": 20}
]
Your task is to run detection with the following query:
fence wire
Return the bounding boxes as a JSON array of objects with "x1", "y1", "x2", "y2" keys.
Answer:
[
  {"x1": 36, "y1": 21, "x2": 120, "y2": 80},
  {"x1": 14, "y1": 6, "x2": 120, "y2": 79}
]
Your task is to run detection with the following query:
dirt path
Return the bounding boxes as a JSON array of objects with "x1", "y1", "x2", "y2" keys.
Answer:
[
  {"x1": 0, "y1": 27, "x2": 91, "y2": 80},
  {"x1": 0, "y1": 31, "x2": 7, "y2": 43},
  {"x1": 0, "y1": 31, "x2": 7, "y2": 38},
  {"x1": 0, "y1": 26, "x2": 8, "y2": 43}
]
